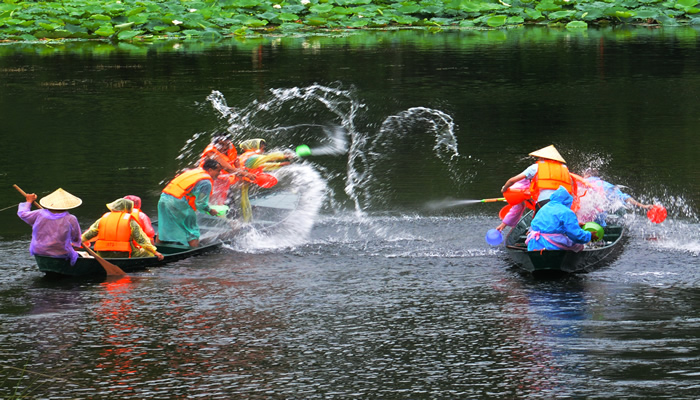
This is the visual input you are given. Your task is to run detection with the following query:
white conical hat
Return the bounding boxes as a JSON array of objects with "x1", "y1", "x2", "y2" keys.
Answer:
[
  {"x1": 39, "y1": 188, "x2": 82, "y2": 210},
  {"x1": 528, "y1": 145, "x2": 566, "y2": 163}
]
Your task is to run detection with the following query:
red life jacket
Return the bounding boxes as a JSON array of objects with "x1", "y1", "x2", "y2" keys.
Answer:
[
  {"x1": 530, "y1": 160, "x2": 573, "y2": 202},
  {"x1": 94, "y1": 211, "x2": 134, "y2": 255},
  {"x1": 162, "y1": 168, "x2": 213, "y2": 210}
]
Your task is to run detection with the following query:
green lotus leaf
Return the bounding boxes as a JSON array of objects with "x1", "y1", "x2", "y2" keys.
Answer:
[
  {"x1": 279, "y1": 21, "x2": 304, "y2": 30},
  {"x1": 128, "y1": 14, "x2": 149, "y2": 24},
  {"x1": 677, "y1": 0, "x2": 698, "y2": 7},
  {"x1": 393, "y1": 14, "x2": 419, "y2": 23},
  {"x1": 525, "y1": 8, "x2": 544, "y2": 19},
  {"x1": 94, "y1": 23, "x2": 115, "y2": 36},
  {"x1": 117, "y1": 29, "x2": 143, "y2": 40},
  {"x1": 507, "y1": 16, "x2": 525, "y2": 23},
  {"x1": 536, "y1": 0, "x2": 562, "y2": 11},
  {"x1": 90, "y1": 14, "x2": 112, "y2": 21},
  {"x1": 310, "y1": 4, "x2": 334, "y2": 13},
  {"x1": 486, "y1": 14, "x2": 506, "y2": 26},
  {"x1": 397, "y1": 4, "x2": 422, "y2": 14},
  {"x1": 278, "y1": 12, "x2": 300, "y2": 21},
  {"x1": 632, "y1": 8, "x2": 661, "y2": 18},
  {"x1": 566, "y1": 20, "x2": 588, "y2": 28},
  {"x1": 332, "y1": 7, "x2": 355, "y2": 15},
  {"x1": 348, "y1": 18, "x2": 370, "y2": 26},
  {"x1": 244, "y1": 18, "x2": 268, "y2": 26},
  {"x1": 548, "y1": 10, "x2": 575, "y2": 19},
  {"x1": 305, "y1": 16, "x2": 327, "y2": 25}
]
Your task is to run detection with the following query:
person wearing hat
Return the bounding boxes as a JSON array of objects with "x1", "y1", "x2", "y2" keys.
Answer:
[
  {"x1": 157, "y1": 159, "x2": 223, "y2": 247},
  {"x1": 200, "y1": 135, "x2": 256, "y2": 205},
  {"x1": 17, "y1": 188, "x2": 83, "y2": 265},
  {"x1": 123, "y1": 195, "x2": 156, "y2": 244},
  {"x1": 501, "y1": 145, "x2": 575, "y2": 211},
  {"x1": 82, "y1": 198, "x2": 164, "y2": 260}
]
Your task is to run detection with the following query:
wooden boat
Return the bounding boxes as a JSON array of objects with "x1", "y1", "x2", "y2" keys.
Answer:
[
  {"x1": 34, "y1": 241, "x2": 224, "y2": 278},
  {"x1": 504, "y1": 210, "x2": 625, "y2": 274}
]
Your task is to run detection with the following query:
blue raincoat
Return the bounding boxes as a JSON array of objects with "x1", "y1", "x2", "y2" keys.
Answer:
[{"x1": 526, "y1": 186, "x2": 591, "y2": 252}]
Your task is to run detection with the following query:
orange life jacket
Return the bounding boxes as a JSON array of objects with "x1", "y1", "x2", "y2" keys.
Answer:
[
  {"x1": 94, "y1": 211, "x2": 134, "y2": 255},
  {"x1": 200, "y1": 144, "x2": 238, "y2": 168},
  {"x1": 238, "y1": 149, "x2": 263, "y2": 169},
  {"x1": 530, "y1": 160, "x2": 573, "y2": 202},
  {"x1": 162, "y1": 168, "x2": 213, "y2": 210}
]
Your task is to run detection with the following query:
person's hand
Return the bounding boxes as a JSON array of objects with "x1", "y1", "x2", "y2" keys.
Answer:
[
  {"x1": 284, "y1": 149, "x2": 297, "y2": 159},
  {"x1": 25, "y1": 193, "x2": 37, "y2": 204},
  {"x1": 155, "y1": 251, "x2": 164, "y2": 261},
  {"x1": 642, "y1": 204, "x2": 653, "y2": 210},
  {"x1": 208, "y1": 208, "x2": 219, "y2": 217},
  {"x1": 590, "y1": 231, "x2": 599, "y2": 242}
]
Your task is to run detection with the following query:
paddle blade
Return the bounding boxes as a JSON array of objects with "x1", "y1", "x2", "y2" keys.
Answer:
[
  {"x1": 647, "y1": 205, "x2": 667, "y2": 224},
  {"x1": 83, "y1": 246, "x2": 126, "y2": 276}
]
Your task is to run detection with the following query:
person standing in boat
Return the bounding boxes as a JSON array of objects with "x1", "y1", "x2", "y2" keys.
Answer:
[
  {"x1": 157, "y1": 159, "x2": 222, "y2": 247},
  {"x1": 17, "y1": 188, "x2": 83, "y2": 265},
  {"x1": 500, "y1": 145, "x2": 576, "y2": 212},
  {"x1": 82, "y1": 198, "x2": 163, "y2": 260},
  {"x1": 123, "y1": 195, "x2": 156, "y2": 244},
  {"x1": 526, "y1": 186, "x2": 598, "y2": 252},
  {"x1": 200, "y1": 135, "x2": 256, "y2": 205}
]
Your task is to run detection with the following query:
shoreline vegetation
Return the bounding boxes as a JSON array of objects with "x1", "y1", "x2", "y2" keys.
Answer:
[{"x1": 1, "y1": 0, "x2": 699, "y2": 43}]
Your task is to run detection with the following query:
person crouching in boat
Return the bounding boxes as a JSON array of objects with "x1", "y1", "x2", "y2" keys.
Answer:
[
  {"x1": 82, "y1": 198, "x2": 164, "y2": 260},
  {"x1": 17, "y1": 188, "x2": 83, "y2": 265},
  {"x1": 123, "y1": 195, "x2": 156, "y2": 244},
  {"x1": 581, "y1": 168, "x2": 653, "y2": 227},
  {"x1": 157, "y1": 159, "x2": 222, "y2": 248},
  {"x1": 200, "y1": 135, "x2": 256, "y2": 205},
  {"x1": 526, "y1": 186, "x2": 598, "y2": 252},
  {"x1": 501, "y1": 145, "x2": 576, "y2": 213}
]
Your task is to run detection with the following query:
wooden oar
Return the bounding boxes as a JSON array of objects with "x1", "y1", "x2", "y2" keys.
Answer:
[{"x1": 13, "y1": 184, "x2": 126, "y2": 276}]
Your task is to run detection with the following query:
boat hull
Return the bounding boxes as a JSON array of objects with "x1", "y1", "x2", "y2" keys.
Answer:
[
  {"x1": 35, "y1": 241, "x2": 223, "y2": 278},
  {"x1": 505, "y1": 211, "x2": 625, "y2": 274}
]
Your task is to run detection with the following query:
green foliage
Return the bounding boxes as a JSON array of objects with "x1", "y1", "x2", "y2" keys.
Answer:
[{"x1": 0, "y1": 0, "x2": 697, "y2": 42}]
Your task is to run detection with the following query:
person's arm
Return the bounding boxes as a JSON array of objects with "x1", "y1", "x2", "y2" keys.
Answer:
[
  {"x1": 81, "y1": 219, "x2": 101, "y2": 243},
  {"x1": 130, "y1": 221, "x2": 164, "y2": 260},
  {"x1": 563, "y1": 211, "x2": 593, "y2": 243},
  {"x1": 625, "y1": 197, "x2": 652, "y2": 209},
  {"x1": 192, "y1": 181, "x2": 218, "y2": 216},
  {"x1": 69, "y1": 215, "x2": 82, "y2": 247},
  {"x1": 502, "y1": 173, "x2": 527, "y2": 193}
]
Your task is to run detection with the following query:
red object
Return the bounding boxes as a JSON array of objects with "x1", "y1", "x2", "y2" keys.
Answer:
[
  {"x1": 254, "y1": 173, "x2": 278, "y2": 188},
  {"x1": 647, "y1": 205, "x2": 667, "y2": 224},
  {"x1": 503, "y1": 186, "x2": 531, "y2": 205},
  {"x1": 499, "y1": 204, "x2": 512, "y2": 220}
]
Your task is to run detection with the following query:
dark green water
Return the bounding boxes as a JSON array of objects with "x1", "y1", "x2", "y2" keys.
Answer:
[{"x1": 1, "y1": 27, "x2": 699, "y2": 398}]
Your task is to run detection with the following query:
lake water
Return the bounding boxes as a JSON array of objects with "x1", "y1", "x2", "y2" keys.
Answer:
[{"x1": 1, "y1": 27, "x2": 699, "y2": 398}]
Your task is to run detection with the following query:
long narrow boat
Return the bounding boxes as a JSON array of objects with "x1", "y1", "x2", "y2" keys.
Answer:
[
  {"x1": 504, "y1": 210, "x2": 625, "y2": 274},
  {"x1": 35, "y1": 241, "x2": 224, "y2": 278}
]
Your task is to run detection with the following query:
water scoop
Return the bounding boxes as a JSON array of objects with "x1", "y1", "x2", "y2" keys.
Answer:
[
  {"x1": 583, "y1": 222, "x2": 604, "y2": 242},
  {"x1": 647, "y1": 205, "x2": 667, "y2": 224},
  {"x1": 295, "y1": 144, "x2": 312, "y2": 158},
  {"x1": 209, "y1": 205, "x2": 229, "y2": 217},
  {"x1": 485, "y1": 229, "x2": 503, "y2": 246}
]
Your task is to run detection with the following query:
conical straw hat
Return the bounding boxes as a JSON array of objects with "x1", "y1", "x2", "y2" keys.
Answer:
[
  {"x1": 528, "y1": 145, "x2": 566, "y2": 163},
  {"x1": 39, "y1": 188, "x2": 82, "y2": 210}
]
